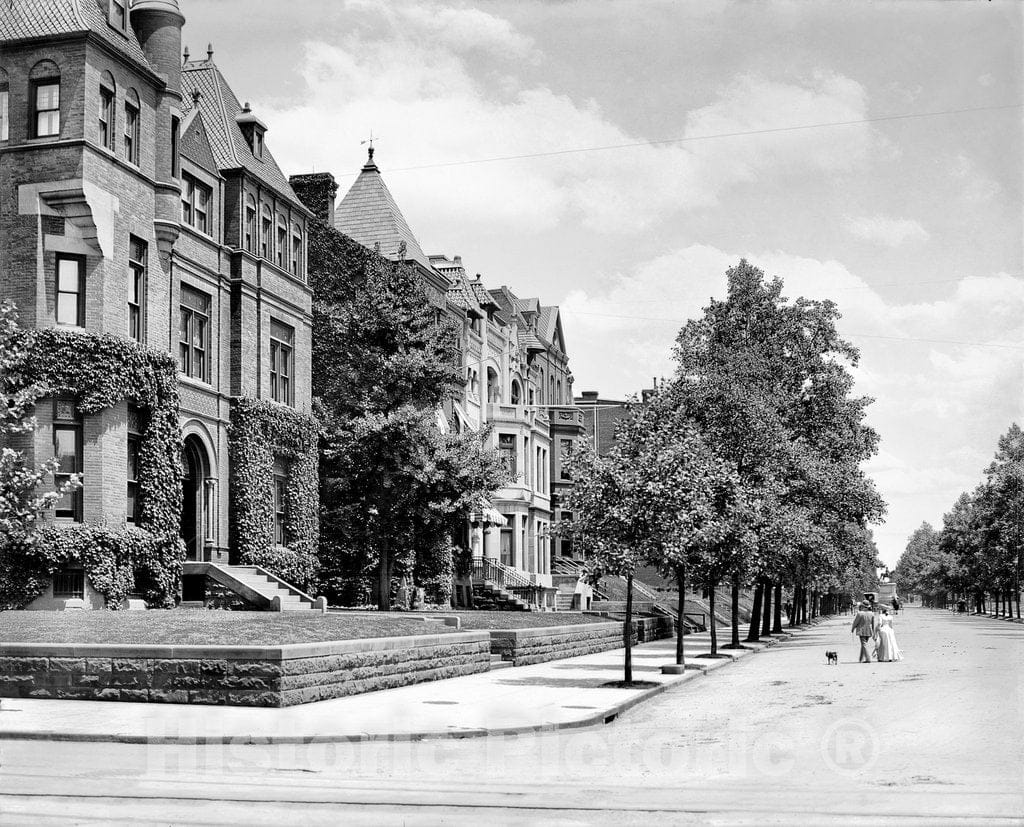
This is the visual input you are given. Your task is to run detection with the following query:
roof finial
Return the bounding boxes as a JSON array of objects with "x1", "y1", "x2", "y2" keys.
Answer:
[
  {"x1": 183, "y1": 45, "x2": 190, "y2": 64},
  {"x1": 360, "y1": 130, "x2": 379, "y2": 163},
  {"x1": 207, "y1": 43, "x2": 214, "y2": 61}
]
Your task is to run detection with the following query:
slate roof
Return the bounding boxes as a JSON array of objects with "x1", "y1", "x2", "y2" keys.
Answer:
[
  {"x1": 469, "y1": 278, "x2": 499, "y2": 309},
  {"x1": 334, "y1": 152, "x2": 432, "y2": 270},
  {"x1": 180, "y1": 59, "x2": 300, "y2": 203},
  {"x1": 0, "y1": 0, "x2": 153, "y2": 69},
  {"x1": 179, "y1": 110, "x2": 218, "y2": 173}
]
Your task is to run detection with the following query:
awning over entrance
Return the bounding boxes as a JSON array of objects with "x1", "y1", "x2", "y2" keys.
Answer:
[{"x1": 470, "y1": 502, "x2": 507, "y2": 527}]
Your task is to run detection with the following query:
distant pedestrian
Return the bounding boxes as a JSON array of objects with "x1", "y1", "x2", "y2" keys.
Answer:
[
  {"x1": 891, "y1": 596, "x2": 900, "y2": 615},
  {"x1": 850, "y1": 601, "x2": 879, "y2": 663},
  {"x1": 876, "y1": 608, "x2": 903, "y2": 662}
]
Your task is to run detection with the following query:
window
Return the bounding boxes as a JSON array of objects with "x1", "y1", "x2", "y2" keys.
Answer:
[
  {"x1": 536, "y1": 446, "x2": 542, "y2": 492},
  {"x1": 179, "y1": 285, "x2": 210, "y2": 381},
  {"x1": 170, "y1": 115, "x2": 180, "y2": 178},
  {"x1": 498, "y1": 433, "x2": 516, "y2": 478},
  {"x1": 126, "y1": 406, "x2": 141, "y2": 523},
  {"x1": 510, "y1": 380, "x2": 521, "y2": 405},
  {"x1": 0, "y1": 84, "x2": 8, "y2": 142},
  {"x1": 269, "y1": 320, "x2": 294, "y2": 405},
  {"x1": 276, "y1": 215, "x2": 287, "y2": 268},
  {"x1": 252, "y1": 129, "x2": 263, "y2": 160},
  {"x1": 261, "y1": 205, "x2": 272, "y2": 259},
  {"x1": 181, "y1": 173, "x2": 210, "y2": 234},
  {"x1": 244, "y1": 195, "x2": 256, "y2": 252},
  {"x1": 128, "y1": 236, "x2": 146, "y2": 342},
  {"x1": 291, "y1": 223, "x2": 302, "y2": 276},
  {"x1": 53, "y1": 397, "x2": 82, "y2": 520},
  {"x1": 109, "y1": 0, "x2": 127, "y2": 31},
  {"x1": 560, "y1": 439, "x2": 573, "y2": 480},
  {"x1": 53, "y1": 569, "x2": 85, "y2": 599},
  {"x1": 123, "y1": 89, "x2": 139, "y2": 165},
  {"x1": 55, "y1": 254, "x2": 84, "y2": 326},
  {"x1": 273, "y1": 473, "x2": 288, "y2": 546},
  {"x1": 99, "y1": 74, "x2": 115, "y2": 151},
  {"x1": 33, "y1": 80, "x2": 60, "y2": 137}
]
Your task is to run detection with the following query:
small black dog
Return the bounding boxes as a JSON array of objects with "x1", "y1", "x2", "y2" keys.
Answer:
[{"x1": 825, "y1": 650, "x2": 838, "y2": 665}]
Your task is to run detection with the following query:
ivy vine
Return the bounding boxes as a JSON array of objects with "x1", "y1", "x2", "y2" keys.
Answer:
[
  {"x1": 0, "y1": 329, "x2": 186, "y2": 609},
  {"x1": 228, "y1": 397, "x2": 319, "y2": 590}
]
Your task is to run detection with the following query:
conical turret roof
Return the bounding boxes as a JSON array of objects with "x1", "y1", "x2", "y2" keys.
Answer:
[{"x1": 333, "y1": 150, "x2": 431, "y2": 270}]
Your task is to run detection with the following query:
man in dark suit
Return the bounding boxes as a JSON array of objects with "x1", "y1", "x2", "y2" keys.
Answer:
[{"x1": 850, "y1": 601, "x2": 879, "y2": 663}]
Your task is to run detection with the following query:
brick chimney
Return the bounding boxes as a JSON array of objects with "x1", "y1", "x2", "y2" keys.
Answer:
[{"x1": 289, "y1": 172, "x2": 338, "y2": 224}]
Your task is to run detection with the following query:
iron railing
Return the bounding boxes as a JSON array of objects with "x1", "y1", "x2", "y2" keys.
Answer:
[{"x1": 471, "y1": 556, "x2": 534, "y2": 590}]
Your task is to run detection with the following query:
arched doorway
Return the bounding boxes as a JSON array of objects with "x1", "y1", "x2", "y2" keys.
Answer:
[{"x1": 180, "y1": 435, "x2": 210, "y2": 561}]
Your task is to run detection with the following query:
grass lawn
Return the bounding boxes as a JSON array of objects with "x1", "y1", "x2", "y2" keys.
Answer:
[
  {"x1": 444, "y1": 611, "x2": 613, "y2": 630},
  {"x1": 0, "y1": 610, "x2": 462, "y2": 646}
]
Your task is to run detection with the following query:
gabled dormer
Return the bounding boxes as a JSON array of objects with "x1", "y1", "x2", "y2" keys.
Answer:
[{"x1": 236, "y1": 102, "x2": 267, "y2": 161}]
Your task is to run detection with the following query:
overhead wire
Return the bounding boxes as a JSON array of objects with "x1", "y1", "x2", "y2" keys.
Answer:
[{"x1": 337, "y1": 102, "x2": 1022, "y2": 176}]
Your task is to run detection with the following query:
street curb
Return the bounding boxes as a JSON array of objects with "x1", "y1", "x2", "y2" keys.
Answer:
[{"x1": 0, "y1": 616, "x2": 834, "y2": 746}]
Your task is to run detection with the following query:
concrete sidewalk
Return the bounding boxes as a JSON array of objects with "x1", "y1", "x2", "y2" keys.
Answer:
[{"x1": 0, "y1": 617, "x2": 832, "y2": 745}]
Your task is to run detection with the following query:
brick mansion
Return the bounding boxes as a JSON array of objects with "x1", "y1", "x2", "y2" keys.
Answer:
[{"x1": 0, "y1": 0, "x2": 591, "y2": 611}]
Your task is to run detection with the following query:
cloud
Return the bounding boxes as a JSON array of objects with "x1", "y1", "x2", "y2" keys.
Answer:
[
  {"x1": 845, "y1": 215, "x2": 930, "y2": 246},
  {"x1": 259, "y1": 5, "x2": 882, "y2": 241}
]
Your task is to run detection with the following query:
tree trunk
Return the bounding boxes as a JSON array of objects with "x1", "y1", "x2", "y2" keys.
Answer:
[
  {"x1": 761, "y1": 578, "x2": 772, "y2": 636},
  {"x1": 789, "y1": 584, "x2": 798, "y2": 627},
  {"x1": 624, "y1": 572, "x2": 634, "y2": 684},
  {"x1": 729, "y1": 576, "x2": 741, "y2": 647},
  {"x1": 708, "y1": 583, "x2": 719, "y2": 655},
  {"x1": 675, "y1": 568, "x2": 686, "y2": 667},
  {"x1": 746, "y1": 580, "x2": 764, "y2": 642},
  {"x1": 801, "y1": 585, "x2": 809, "y2": 624},
  {"x1": 772, "y1": 582, "x2": 783, "y2": 633},
  {"x1": 376, "y1": 538, "x2": 392, "y2": 611}
]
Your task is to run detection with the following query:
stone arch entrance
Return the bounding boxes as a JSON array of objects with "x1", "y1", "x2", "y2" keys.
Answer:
[{"x1": 180, "y1": 434, "x2": 211, "y2": 561}]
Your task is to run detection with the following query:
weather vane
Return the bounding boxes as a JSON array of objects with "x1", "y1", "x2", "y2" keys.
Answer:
[{"x1": 361, "y1": 130, "x2": 380, "y2": 161}]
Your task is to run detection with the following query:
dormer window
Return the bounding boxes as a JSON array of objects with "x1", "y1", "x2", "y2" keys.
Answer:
[
  {"x1": 109, "y1": 0, "x2": 128, "y2": 32},
  {"x1": 236, "y1": 102, "x2": 266, "y2": 160}
]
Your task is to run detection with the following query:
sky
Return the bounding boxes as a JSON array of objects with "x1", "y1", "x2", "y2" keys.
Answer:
[{"x1": 182, "y1": 0, "x2": 1023, "y2": 567}]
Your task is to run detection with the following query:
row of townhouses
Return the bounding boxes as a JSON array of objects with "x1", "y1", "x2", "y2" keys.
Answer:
[{"x1": 0, "y1": 0, "x2": 590, "y2": 611}]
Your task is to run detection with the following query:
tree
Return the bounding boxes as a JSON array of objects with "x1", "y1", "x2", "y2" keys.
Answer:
[
  {"x1": 310, "y1": 223, "x2": 507, "y2": 609},
  {"x1": 0, "y1": 301, "x2": 77, "y2": 549},
  {"x1": 894, "y1": 522, "x2": 941, "y2": 598},
  {"x1": 561, "y1": 441, "x2": 647, "y2": 684},
  {"x1": 669, "y1": 260, "x2": 885, "y2": 643}
]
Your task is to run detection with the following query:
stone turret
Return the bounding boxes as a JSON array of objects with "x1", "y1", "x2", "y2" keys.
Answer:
[{"x1": 131, "y1": 0, "x2": 186, "y2": 256}]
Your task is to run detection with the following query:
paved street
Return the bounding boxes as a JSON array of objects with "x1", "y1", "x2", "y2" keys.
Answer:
[{"x1": 1, "y1": 608, "x2": 1021, "y2": 825}]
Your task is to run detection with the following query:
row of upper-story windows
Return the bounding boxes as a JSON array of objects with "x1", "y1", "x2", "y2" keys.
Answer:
[
  {"x1": 96, "y1": 70, "x2": 141, "y2": 165},
  {"x1": 243, "y1": 194, "x2": 305, "y2": 278},
  {"x1": 468, "y1": 364, "x2": 572, "y2": 407},
  {"x1": 54, "y1": 239, "x2": 148, "y2": 343},
  {"x1": 0, "y1": 60, "x2": 141, "y2": 168},
  {"x1": 178, "y1": 281, "x2": 296, "y2": 406}
]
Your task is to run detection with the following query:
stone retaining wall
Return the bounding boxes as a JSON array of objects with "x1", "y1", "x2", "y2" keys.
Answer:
[
  {"x1": 0, "y1": 631, "x2": 491, "y2": 707},
  {"x1": 490, "y1": 616, "x2": 673, "y2": 666}
]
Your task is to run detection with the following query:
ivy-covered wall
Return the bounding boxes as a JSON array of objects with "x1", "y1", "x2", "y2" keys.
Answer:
[
  {"x1": 229, "y1": 397, "x2": 319, "y2": 590},
  {"x1": 0, "y1": 329, "x2": 185, "y2": 609}
]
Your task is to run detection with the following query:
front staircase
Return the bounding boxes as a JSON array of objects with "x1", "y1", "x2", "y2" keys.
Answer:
[
  {"x1": 470, "y1": 557, "x2": 534, "y2": 611},
  {"x1": 182, "y1": 562, "x2": 319, "y2": 611}
]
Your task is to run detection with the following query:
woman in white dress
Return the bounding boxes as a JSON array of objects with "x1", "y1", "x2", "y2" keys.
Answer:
[{"x1": 876, "y1": 608, "x2": 902, "y2": 662}]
